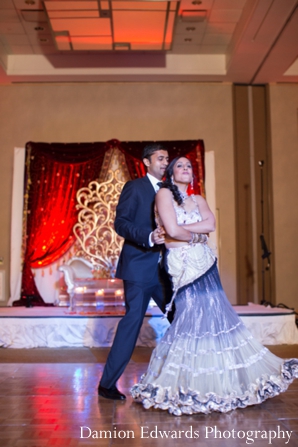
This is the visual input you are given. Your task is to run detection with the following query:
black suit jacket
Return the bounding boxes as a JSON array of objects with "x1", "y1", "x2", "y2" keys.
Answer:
[{"x1": 115, "y1": 175, "x2": 161, "y2": 283}]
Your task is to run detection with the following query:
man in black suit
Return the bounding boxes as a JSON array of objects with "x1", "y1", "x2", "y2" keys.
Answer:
[{"x1": 98, "y1": 144, "x2": 171, "y2": 400}]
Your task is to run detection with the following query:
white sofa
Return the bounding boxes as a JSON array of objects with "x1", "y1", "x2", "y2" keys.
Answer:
[{"x1": 59, "y1": 257, "x2": 124, "y2": 310}]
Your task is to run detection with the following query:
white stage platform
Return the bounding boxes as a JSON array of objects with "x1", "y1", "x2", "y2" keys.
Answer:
[{"x1": 0, "y1": 303, "x2": 297, "y2": 349}]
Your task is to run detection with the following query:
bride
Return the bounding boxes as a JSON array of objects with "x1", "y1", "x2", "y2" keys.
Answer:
[{"x1": 131, "y1": 156, "x2": 298, "y2": 416}]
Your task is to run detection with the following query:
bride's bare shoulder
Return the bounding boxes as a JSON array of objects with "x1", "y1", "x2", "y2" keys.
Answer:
[
  {"x1": 194, "y1": 194, "x2": 213, "y2": 215},
  {"x1": 194, "y1": 194, "x2": 206, "y2": 203}
]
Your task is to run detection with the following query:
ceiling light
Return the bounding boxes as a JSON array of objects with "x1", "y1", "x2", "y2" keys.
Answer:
[
  {"x1": 21, "y1": 10, "x2": 47, "y2": 22},
  {"x1": 25, "y1": 0, "x2": 35, "y2": 4},
  {"x1": 181, "y1": 10, "x2": 207, "y2": 22},
  {"x1": 44, "y1": 0, "x2": 179, "y2": 52},
  {"x1": 192, "y1": 0, "x2": 202, "y2": 4},
  {"x1": 35, "y1": 26, "x2": 45, "y2": 31},
  {"x1": 100, "y1": 10, "x2": 111, "y2": 18},
  {"x1": 114, "y1": 43, "x2": 131, "y2": 51},
  {"x1": 186, "y1": 27, "x2": 196, "y2": 31}
]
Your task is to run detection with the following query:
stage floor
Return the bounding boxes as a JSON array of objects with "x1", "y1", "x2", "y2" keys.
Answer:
[{"x1": 0, "y1": 302, "x2": 298, "y2": 348}]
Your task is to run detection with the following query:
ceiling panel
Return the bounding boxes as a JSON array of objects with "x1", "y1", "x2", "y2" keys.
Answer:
[
  {"x1": 213, "y1": 0, "x2": 247, "y2": 8},
  {"x1": 0, "y1": 8, "x2": 20, "y2": 20},
  {"x1": 9, "y1": 44, "x2": 34, "y2": 54},
  {"x1": 21, "y1": 20, "x2": 51, "y2": 34},
  {"x1": 253, "y1": 4, "x2": 298, "y2": 84},
  {"x1": 131, "y1": 42, "x2": 163, "y2": 50},
  {"x1": 27, "y1": 32, "x2": 53, "y2": 45},
  {"x1": 174, "y1": 21, "x2": 206, "y2": 35},
  {"x1": 171, "y1": 43, "x2": 203, "y2": 53},
  {"x1": 113, "y1": 11, "x2": 166, "y2": 42},
  {"x1": 44, "y1": 1, "x2": 98, "y2": 10},
  {"x1": 202, "y1": 32, "x2": 232, "y2": 45},
  {"x1": 71, "y1": 35, "x2": 113, "y2": 50},
  {"x1": 173, "y1": 31, "x2": 204, "y2": 45},
  {"x1": 112, "y1": 1, "x2": 169, "y2": 10},
  {"x1": 13, "y1": 0, "x2": 43, "y2": 8},
  {"x1": 205, "y1": 22, "x2": 236, "y2": 34},
  {"x1": 226, "y1": 0, "x2": 298, "y2": 83},
  {"x1": 0, "y1": 22, "x2": 25, "y2": 33},
  {"x1": 50, "y1": 18, "x2": 111, "y2": 36},
  {"x1": 209, "y1": 9, "x2": 243, "y2": 22},
  {"x1": 1, "y1": 33, "x2": 30, "y2": 45},
  {"x1": 32, "y1": 43, "x2": 58, "y2": 53},
  {"x1": 199, "y1": 44, "x2": 228, "y2": 53},
  {"x1": 0, "y1": 0, "x2": 16, "y2": 8},
  {"x1": 48, "y1": 10, "x2": 99, "y2": 18}
]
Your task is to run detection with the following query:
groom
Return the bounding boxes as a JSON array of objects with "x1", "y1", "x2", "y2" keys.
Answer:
[{"x1": 98, "y1": 143, "x2": 171, "y2": 400}]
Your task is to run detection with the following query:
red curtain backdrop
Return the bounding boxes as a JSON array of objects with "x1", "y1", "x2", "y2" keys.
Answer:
[
  {"x1": 119, "y1": 140, "x2": 205, "y2": 193},
  {"x1": 17, "y1": 139, "x2": 205, "y2": 305}
]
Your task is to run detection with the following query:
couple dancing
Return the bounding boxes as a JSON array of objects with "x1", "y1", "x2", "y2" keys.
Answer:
[{"x1": 98, "y1": 144, "x2": 298, "y2": 415}]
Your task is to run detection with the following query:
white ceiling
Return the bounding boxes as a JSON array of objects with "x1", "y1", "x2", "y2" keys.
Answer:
[{"x1": 0, "y1": 0, "x2": 297, "y2": 84}]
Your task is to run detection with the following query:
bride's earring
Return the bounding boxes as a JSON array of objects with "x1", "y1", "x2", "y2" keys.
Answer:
[{"x1": 171, "y1": 176, "x2": 174, "y2": 184}]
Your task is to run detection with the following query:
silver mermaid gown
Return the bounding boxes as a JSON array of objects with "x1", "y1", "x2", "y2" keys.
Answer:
[{"x1": 131, "y1": 197, "x2": 298, "y2": 415}]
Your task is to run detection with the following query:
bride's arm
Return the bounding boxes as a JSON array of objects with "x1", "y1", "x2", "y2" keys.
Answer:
[
  {"x1": 181, "y1": 195, "x2": 216, "y2": 233},
  {"x1": 155, "y1": 189, "x2": 194, "y2": 242}
]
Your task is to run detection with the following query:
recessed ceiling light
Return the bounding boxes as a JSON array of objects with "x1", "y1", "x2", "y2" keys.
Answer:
[
  {"x1": 181, "y1": 10, "x2": 207, "y2": 22},
  {"x1": 184, "y1": 38, "x2": 192, "y2": 42},
  {"x1": 21, "y1": 9, "x2": 47, "y2": 22},
  {"x1": 39, "y1": 38, "x2": 48, "y2": 42},
  {"x1": 35, "y1": 26, "x2": 44, "y2": 31},
  {"x1": 25, "y1": 0, "x2": 35, "y2": 4},
  {"x1": 192, "y1": 0, "x2": 202, "y2": 4},
  {"x1": 114, "y1": 43, "x2": 131, "y2": 51},
  {"x1": 186, "y1": 27, "x2": 196, "y2": 31}
]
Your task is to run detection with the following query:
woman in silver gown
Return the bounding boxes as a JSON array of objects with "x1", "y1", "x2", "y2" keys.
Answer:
[{"x1": 131, "y1": 156, "x2": 298, "y2": 416}]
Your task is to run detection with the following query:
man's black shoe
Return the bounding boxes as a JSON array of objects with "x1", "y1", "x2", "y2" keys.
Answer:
[{"x1": 98, "y1": 384, "x2": 126, "y2": 400}]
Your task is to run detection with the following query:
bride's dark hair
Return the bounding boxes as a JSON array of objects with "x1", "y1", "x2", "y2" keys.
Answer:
[{"x1": 158, "y1": 156, "x2": 192, "y2": 206}]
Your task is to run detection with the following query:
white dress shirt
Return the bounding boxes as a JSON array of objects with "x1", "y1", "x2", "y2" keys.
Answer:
[
  {"x1": 147, "y1": 173, "x2": 161, "y2": 192},
  {"x1": 146, "y1": 173, "x2": 161, "y2": 246}
]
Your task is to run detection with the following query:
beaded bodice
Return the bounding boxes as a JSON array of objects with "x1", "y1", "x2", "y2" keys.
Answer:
[{"x1": 173, "y1": 195, "x2": 202, "y2": 225}]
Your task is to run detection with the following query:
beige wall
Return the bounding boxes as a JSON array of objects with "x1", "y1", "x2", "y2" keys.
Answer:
[
  {"x1": 0, "y1": 82, "x2": 236, "y2": 305},
  {"x1": 269, "y1": 84, "x2": 298, "y2": 310}
]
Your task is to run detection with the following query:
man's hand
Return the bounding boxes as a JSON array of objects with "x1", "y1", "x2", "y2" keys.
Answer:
[{"x1": 151, "y1": 226, "x2": 166, "y2": 245}]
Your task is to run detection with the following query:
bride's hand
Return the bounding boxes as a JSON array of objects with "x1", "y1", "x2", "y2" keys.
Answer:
[
  {"x1": 190, "y1": 233, "x2": 208, "y2": 244},
  {"x1": 199, "y1": 234, "x2": 208, "y2": 243}
]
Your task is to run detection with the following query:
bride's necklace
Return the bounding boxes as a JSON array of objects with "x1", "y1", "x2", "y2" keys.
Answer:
[{"x1": 179, "y1": 190, "x2": 188, "y2": 203}]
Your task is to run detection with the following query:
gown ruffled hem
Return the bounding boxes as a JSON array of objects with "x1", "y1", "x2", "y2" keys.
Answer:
[{"x1": 131, "y1": 359, "x2": 298, "y2": 416}]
